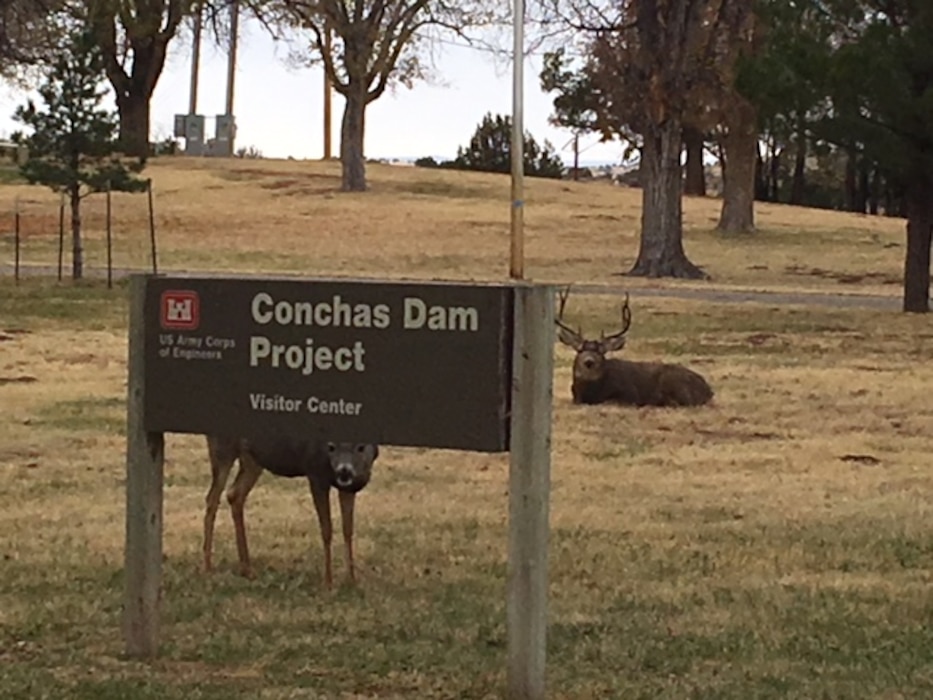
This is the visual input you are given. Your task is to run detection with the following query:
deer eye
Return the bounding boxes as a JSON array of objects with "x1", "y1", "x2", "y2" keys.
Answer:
[
  {"x1": 327, "y1": 442, "x2": 336, "y2": 453},
  {"x1": 355, "y1": 444, "x2": 366, "y2": 453}
]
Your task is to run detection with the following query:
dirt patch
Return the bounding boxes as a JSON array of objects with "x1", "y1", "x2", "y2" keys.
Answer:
[
  {"x1": 261, "y1": 178, "x2": 303, "y2": 191},
  {"x1": 745, "y1": 333, "x2": 777, "y2": 346},
  {"x1": 1, "y1": 330, "x2": 31, "y2": 342},
  {"x1": 839, "y1": 453, "x2": 882, "y2": 466},
  {"x1": 0, "y1": 375, "x2": 37, "y2": 385},
  {"x1": 785, "y1": 264, "x2": 900, "y2": 286},
  {"x1": 571, "y1": 213, "x2": 624, "y2": 222},
  {"x1": 0, "y1": 445, "x2": 40, "y2": 465}
]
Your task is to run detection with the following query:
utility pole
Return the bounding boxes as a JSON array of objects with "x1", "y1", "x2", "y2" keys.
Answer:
[
  {"x1": 188, "y1": 2, "x2": 202, "y2": 115},
  {"x1": 509, "y1": 0, "x2": 525, "y2": 281},
  {"x1": 323, "y1": 24, "x2": 333, "y2": 160},
  {"x1": 224, "y1": 0, "x2": 240, "y2": 156}
]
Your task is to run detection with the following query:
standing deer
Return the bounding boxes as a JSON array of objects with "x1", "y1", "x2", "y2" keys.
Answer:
[
  {"x1": 555, "y1": 288, "x2": 714, "y2": 407},
  {"x1": 202, "y1": 434, "x2": 379, "y2": 588}
]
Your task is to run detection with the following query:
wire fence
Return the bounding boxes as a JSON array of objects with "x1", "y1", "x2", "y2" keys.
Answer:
[{"x1": 0, "y1": 181, "x2": 160, "y2": 286}]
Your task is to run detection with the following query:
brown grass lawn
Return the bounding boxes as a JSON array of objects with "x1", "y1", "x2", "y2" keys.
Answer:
[
  {"x1": 0, "y1": 156, "x2": 909, "y2": 298},
  {"x1": 1, "y1": 272, "x2": 932, "y2": 698}
]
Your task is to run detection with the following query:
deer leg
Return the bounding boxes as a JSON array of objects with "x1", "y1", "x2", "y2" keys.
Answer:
[
  {"x1": 227, "y1": 454, "x2": 263, "y2": 579},
  {"x1": 204, "y1": 438, "x2": 236, "y2": 573},
  {"x1": 571, "y1": 382, "x2": 584, "y2": 404},
  {"x1": 337, "y1": 490, "x2": 356, "y2": 584},
  {"x1": 308, "y1": 479, "x2": 334, "y2": 590}
]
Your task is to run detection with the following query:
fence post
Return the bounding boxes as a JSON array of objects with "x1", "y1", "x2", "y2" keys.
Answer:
[
  {"x1": 147, "y1": 179, "x2": 158, "y2": 275},
  {"x1": 13, "y1": 198, "x2": 20, "y2": 284},
  {"x1": 106, "y1": 181, "x2": 113, "y2": 289},
  {"x1": 57, "y1": 192, "x2": 64, "y2": 282}
]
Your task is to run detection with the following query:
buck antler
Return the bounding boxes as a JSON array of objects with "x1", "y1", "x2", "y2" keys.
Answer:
[
  {"x1": 599, "y1": 293, "x2": 632, "y2": 346},
  {"x1": 555, "y1": 285, "x2": 585, "y2": 350}
]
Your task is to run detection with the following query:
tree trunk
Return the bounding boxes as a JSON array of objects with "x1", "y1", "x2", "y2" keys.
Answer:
[
  {"x1": 96, "y1": 19, "x2": 173, "y2": 162},
  {"x1": 768, "y1": 143, "x2": 781, "y2": 201},
  {"x1": 754, "y1": 144, "x2": 768, "y2": 201},
  {"x1": 868, "y1": 167, "x2": 880, "y2": 215},
  {"x1": 844, "y1": 148, "x2": 858, "y2": 212},
  {"x1": 627, "y1": 119, "x2": 707, "y2": 279},
  {"x1": 903, "y1": 178, "x2": 932, "y2": 313},
  {"x1": 857, "y1": 162, "x2": 870, "y2": 214},
  {"x1": 717, "y1": 100, "x2": 758, "y2": 233},
  {"x1": 70, "y1": 185, "x2": 83, "y2": 280},
  {"x1": 116, "y1": 92, "x2": 151, "y2": 160},
  {"x1": 790, "y1": 114, "x2": 807, "y2": 205},
  {"x1": 715, "y1": 139, "x2": 726, "y2": 185},
  {"x1": 683, "y1": 126, "x2": 706, "y2": 196},
  {"x1": 340, "y1": 85, "x2": 368, "y2": 192}
]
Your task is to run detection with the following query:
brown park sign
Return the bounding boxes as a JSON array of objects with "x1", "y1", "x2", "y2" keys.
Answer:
[{"x1": 142, "y1": 275, "x2": 514, "y2": 451}]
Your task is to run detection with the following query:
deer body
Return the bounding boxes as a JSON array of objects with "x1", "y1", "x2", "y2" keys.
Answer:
[
  {"x1": 557, "y1": 289, "x2": 714, "y2": 408},
  {"x1": 571, "y1": 354, "x2": 713, "y2": 407},
  {"x1": 203, "y1": 434, "x2": 379, "y2": 588}
]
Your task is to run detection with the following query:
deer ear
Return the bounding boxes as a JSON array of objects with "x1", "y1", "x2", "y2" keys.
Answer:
[
  {"x1": 557, "y1": 325, "x2": 584, "y2": 350},
  {"x1": 600, "y1": 334, "x2": 627, "y2": 353}
]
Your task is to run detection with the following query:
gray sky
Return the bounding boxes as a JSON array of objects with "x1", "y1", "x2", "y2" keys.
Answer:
[{"x1": 0, "y1": 17, "x2": 625, "y2": 165}]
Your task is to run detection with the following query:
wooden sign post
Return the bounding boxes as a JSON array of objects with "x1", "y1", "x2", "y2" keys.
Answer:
[
  {"x1": 123, "y1": 275, "x2": 165, "y2": 658},
  {"x1": 507, "y1": 284, "x2": 554, "y2": 700}
]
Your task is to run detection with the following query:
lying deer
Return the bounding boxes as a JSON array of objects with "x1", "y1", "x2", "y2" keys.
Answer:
[
  {"x1": 202, "y1": 435, "x2": 379, "y2": 588},
  {"x1": 555, "y1": 287, "x2": 714, "y2": 407}
]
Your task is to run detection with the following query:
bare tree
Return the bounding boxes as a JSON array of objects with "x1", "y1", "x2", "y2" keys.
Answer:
[
  {"x1": 85, "y1": 0, "x2": 197, "y2": 159},
  {"x1": 273, "y1": 0, "x2": 498, "y2": 192},
  {"x1": 714, "y1": 3, "x2": 760, "y2": 233},
  {"x1": 592, "y1": 1, "x2": 736, "y2": 277},
  {"x1": 535, "y1": 0, "x2": 750, "y2": 278}
]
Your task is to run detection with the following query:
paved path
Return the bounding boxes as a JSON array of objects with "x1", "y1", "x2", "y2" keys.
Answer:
[
  {"x1": 1, "y1": 264, "x2": 903, "y2": 311},
  {"x1": 571, "y1": 283, "x2": 901, "y2": 310}
]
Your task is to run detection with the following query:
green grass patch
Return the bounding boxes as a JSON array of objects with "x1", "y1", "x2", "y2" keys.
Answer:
[
  {"x1": 0, "y1": 278, "x2": 129, "y2": 330},
  {"x1": 34, "y1": 396, "x2": 125, "y2": 433},
  {"x1": 3, "y1": 514, "x2": 933, "y2": 698}
]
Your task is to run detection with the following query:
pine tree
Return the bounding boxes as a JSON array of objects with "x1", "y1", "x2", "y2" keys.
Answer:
[
  {"x1": 452, "y1": 113, "x2": 565, "y2": 179},
  {"x1": 824, "y1": 2, "x2": 933, "y2": 312},
  {"x1": 11, "y1": 29, "x2": 146, "y2": 280}
]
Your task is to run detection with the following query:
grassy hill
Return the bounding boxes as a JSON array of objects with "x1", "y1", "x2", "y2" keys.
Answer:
[{"x1": 0, "y1": 155, "x2": 907, "y2": 296}]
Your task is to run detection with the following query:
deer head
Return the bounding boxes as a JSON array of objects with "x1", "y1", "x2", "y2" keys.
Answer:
[
  {"x1": 555, "y1": 286, "x2": 632, "y2": 383},
  {"x1": 327, "y1": 442, "x2": 379, "y2": 493}
]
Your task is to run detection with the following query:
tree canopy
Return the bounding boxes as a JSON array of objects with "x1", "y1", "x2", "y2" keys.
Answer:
[
  {"x1": 822, "y1": 0, "x2": 933, "y2": 311},
  {"x1": 0, "y1": 0, "x2": 70, "y2": 81},
  {"x1": 449, "y1": 112, "x2": 565, "y2": 179}
]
